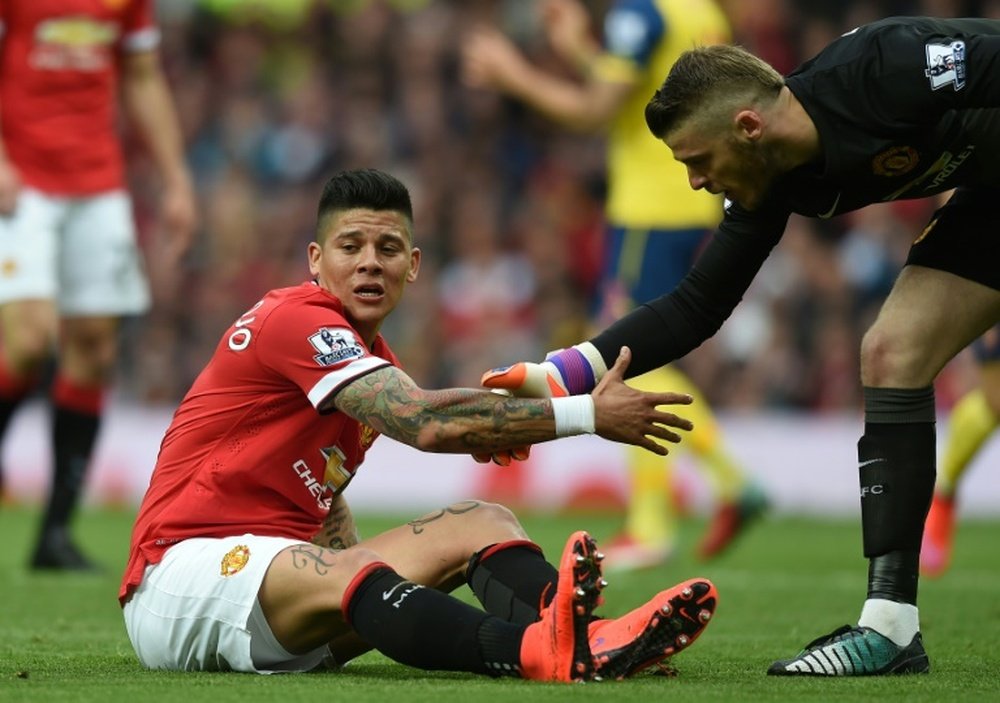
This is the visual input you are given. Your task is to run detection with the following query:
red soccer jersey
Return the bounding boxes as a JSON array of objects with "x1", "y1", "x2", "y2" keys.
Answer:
[
  {"x1": 119, "y1": 282, "x2": 399, "y2": 604},
  {"x1": 0, "y1": 0, "x2": 158, "y2": 194}
]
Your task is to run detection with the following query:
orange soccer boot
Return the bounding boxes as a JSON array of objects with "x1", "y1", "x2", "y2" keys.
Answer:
[
  {"x1": 518, "y1": 530, "x2": 605, "y2": 682},
  {"x1": 697, "y1": 483, "x2": 769, "y2": 560},
  {"x1": 589, "y1": 577, "x2": 718, "y2": 680},
  {"x1": 920, "y1": 493, "x2": 956, "y2": 577}
]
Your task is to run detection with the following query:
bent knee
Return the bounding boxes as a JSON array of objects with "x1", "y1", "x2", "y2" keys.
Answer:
[
  {"x1": 860, "y1": 328, "x2": 937, "y2": 387},
  {"x1": 2, "y1": 324, "x2": 54, "y2": 371},
  {"x1": 339, "y1": 546, "x2": 386, "y2": 575},
  {"x1": 461, "y1": 500, "x2": 527, "y2": 539}
]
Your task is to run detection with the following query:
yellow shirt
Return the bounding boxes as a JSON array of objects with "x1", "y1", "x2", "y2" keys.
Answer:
[{"x1": 593, "y1": 0, "x2": 729, "y2": 229}]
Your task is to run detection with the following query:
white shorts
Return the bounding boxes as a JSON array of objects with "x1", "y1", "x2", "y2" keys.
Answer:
[
  {"x1": 0, "y1": 187, "x2": 151, "y2": 315},
  {"x1": 122, "y1": 535, "x2": 335, "y2": 674}
]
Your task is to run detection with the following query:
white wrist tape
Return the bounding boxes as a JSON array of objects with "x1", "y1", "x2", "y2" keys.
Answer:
[{"x1": 551, "y1": 395, "x2": 596, "y2": 437}]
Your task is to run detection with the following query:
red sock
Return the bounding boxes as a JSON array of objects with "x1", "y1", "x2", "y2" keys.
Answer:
[
  {"x1": 0, "y1": 353, "x2": 38, "y2": 401},
  {"x1": 51, "y1": 374, "x2": 104, "y2": 415}
]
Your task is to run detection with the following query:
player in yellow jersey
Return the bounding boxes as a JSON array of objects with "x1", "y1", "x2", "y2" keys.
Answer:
[
  {"x1": 463, "y1": 0, "x2": 767, "y2": 570},
  {"x1": 921, "y1": 325, "x2": 1000, "y2": 577}
]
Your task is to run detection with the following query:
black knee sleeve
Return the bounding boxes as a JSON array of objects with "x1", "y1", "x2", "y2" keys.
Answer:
[{"x1": 467, "y1": 541, "x2": 555, "y2": 625}]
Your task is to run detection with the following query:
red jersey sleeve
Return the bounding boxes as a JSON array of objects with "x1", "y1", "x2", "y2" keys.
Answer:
[
  {"x1": 254, "y1": 293, "x2": 393, "y2": 412},
  {"x1": 121, "y1": 0, "x2": 159, "y2": 53}
]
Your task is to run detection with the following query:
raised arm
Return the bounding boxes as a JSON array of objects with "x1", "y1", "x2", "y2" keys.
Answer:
[
  {"x1": 460, "y1": 2, "x2": 631, "y2": 132},
  {"x1": 334, "y1": 346, "x2": 693, "y2": 457}
]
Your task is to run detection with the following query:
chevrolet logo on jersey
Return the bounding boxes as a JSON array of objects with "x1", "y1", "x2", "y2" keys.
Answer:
[
  {"x1": 32, "y1": 18, "x2": 119, "y2": 72},
  {"x1": 36, "y1": 18, "x2": 118, "y2": 47},
  {"x1": 321, "y1": 445, "x2": 355, "y2": 494}
]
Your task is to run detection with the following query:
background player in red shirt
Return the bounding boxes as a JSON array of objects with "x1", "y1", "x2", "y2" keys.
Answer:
[
  {"x1": 0, "y1": 0, "x2": 196, "y2": 569},
  {"x1": 119, "y1": 168, "x2": 717, "y2": 680}
]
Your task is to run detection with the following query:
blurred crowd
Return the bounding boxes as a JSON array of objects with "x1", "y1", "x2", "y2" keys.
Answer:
[{"x1": 120, "y1": 0, "x2": 997, "y2": 411}]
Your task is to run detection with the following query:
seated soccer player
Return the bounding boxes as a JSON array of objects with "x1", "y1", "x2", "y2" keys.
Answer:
[{"x1": 119, "y1": 169, "x2": 717, "y2": 680}]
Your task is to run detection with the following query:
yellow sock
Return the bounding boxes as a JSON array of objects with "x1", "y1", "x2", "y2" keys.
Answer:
[
  {"x1": 627, "y1": 366, "x2": 747, "y2": 504},
  {"x1": 939, "y1": 388, "x2": 999, "y2": 496},
  {"x1": 623, "y1": 442, "x2": 675, "y2": 547}
]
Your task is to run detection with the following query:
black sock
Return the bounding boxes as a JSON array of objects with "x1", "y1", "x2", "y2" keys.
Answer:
[
  {"x1": 345, "y1": 565, "x2": 525, "y2": 676},
  {"x1": 0, "y1": 395, "x2": 25, "y2": 492},
  {"x1": 0, "y1": 354, "x2": 42, "y2": 492},
  {"x1": 40, "y1": 404, "x2": 101, "y2": 536},
  {"x1": 859, "y1": 387, "x2": 936, "y2": 604},
  {"x1": 467, "y1": 540, "x2": 557, "y2": 625},
  {"x1": 0, "y1": 395, "x2": 23, "y2": 438}
]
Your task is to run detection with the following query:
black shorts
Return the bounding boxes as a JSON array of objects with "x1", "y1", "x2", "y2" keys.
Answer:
[
  {"x1": 906, "y1": 185, "x2": 1000, "y2": 291},
  {"x1": 972, "y1": 324, "x2": 1000, "y2": 362}
]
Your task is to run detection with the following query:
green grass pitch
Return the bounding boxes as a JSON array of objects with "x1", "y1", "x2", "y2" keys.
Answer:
[{"x1": 1, "y1": 504, "x2": 998, "y2": 702}]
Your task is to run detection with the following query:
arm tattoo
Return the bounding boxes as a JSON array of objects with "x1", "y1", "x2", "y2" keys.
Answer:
[
  {"x1": 407, "y1": 500, "x2": 480, "y2": 534},
  {"x1": 289, "y1": 544, "x2": 338, "y2": 575},
  {"x1": 312, "y1": 496, "x2": 359, "y2": 550},
  {"x1": 335, "y1": 367, "x2": 554, "y2": 451}
]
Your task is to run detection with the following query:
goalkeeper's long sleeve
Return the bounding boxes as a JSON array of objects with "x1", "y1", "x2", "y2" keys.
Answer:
[{"x1": 589, "y1": 200, "x2": 787, "y2": 378}]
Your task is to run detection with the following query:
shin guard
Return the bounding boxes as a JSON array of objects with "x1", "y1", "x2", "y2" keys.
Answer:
[
  {"x1": 467, "y1": 540, "x2": 555, "y2": 625},
  {"x1": 859, "y1": 387, "x2": 936, "y2": 603}
]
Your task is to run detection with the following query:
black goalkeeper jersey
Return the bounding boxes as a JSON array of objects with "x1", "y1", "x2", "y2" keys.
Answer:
[{"x1": 593, "y1": 16, "x2": 1000, "y2": 376}]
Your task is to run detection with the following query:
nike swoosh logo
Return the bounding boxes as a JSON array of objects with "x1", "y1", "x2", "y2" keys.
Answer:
[
  {"x1": 382, "y1": 582, "x2": 408, "y2": 601},
  {"x1": 818, "y1": 192, "x2": 841, "y2": 219},
  {"x1": 859, "y1": 458, "x2": 886, "y2": 469}
]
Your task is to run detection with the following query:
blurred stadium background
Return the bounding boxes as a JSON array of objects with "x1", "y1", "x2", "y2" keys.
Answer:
[{"x1": 4, "y1": 0, "x2": 1000, "y2": 517}]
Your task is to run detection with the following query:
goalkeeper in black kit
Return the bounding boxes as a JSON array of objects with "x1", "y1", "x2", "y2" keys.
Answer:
[{"x1": 483, "y1": 16, "x2": 1000, "y2": 676}]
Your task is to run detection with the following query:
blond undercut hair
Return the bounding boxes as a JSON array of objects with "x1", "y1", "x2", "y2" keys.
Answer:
[{"x1": 645, "y1": 45, "x2": 785, "y2": 138}]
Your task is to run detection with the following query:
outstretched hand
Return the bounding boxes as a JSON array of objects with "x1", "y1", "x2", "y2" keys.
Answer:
[{"x1": 591, "y1": 347, "x2": 693, "y2": 455}]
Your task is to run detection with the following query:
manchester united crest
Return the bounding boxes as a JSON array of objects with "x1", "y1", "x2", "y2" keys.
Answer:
[
  {"x1": 873, "y1": 146, "x2": 919, "y2": 177},
  {"x1": 220, "y1": 544, "x2": 251, "y2": 577}
]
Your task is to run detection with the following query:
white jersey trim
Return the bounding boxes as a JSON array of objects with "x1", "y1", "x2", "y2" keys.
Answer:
[
  {"x1": 123, "y1": 27, "x2": 161, "y2": 53},
  {"x1": 307, "y1": 356, "x2": 391, "y2": 410}
]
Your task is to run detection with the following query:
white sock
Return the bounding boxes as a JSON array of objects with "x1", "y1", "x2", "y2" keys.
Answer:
[{"x1": 857, "y1": 599, "x2": 920, "y2": 646}]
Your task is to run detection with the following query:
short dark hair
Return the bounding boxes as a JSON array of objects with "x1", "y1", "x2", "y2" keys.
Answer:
[
  {"x1": 316, "y1": 169, "x2": 413, "y2": 240},
  {"x1": 645, "y1": 45, "x2": 784, "y2": 138}
]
